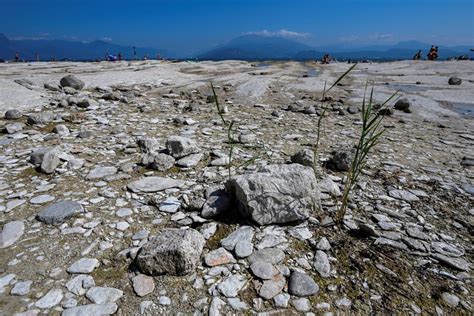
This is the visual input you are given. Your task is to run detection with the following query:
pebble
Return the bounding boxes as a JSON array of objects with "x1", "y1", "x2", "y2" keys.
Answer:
[
  {"x1": 288, "y1": 271, "x2": 319, "y2": 296},
  {"x1": 35, "y1": 288, "x2": 63, "y2": 309},
  {"x1": 314, "y1": 250, "x2": 331, "y2": 278},
  {"x1": 132, "y1": 274, "x2": 155, "y2": 297},
  {"x1": 67, "y1": 258, "x2": 100, "y2": 274}
]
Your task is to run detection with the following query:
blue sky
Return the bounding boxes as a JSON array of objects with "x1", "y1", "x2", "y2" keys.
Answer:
[{"x1": 1, "y1": 0, "x2": 473, "y2": 55}]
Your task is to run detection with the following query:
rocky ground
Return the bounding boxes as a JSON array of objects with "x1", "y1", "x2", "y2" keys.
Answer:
[{"x1": 0, "y1": 60, "x2": 473, "y2": 315}]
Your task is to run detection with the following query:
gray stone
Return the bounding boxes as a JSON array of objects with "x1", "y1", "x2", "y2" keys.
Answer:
[
  {"x1": 86, "y1": 287, "x2": 123, "y2": 304},
  {"x1": 319, "y1": 177, "x2": 342, "y2": 197},
  {"x1": 158, "y1": 197, "x2": 181, "y2": 213},
  {"x1": 201, "y1": 192, "x2": 230, "y2": 219},
  {"x1": 248, "y1": 248, "x2": 285, "y2": 265},
  {"x1": 335, "y1": 297, "x2": 352, "y2": 309},
  {"x1": 228, "y1": 164, "x2": 320, "y2": 225},
  {"x1": 389, "y1": 190, "x2": 419, "y2": 202},
  {"x1": 27, "y1": 112, "x2": 54, "y2": 125},
  {"x1": 314, "y1": 250, "x2": 331, "y2": 278},
  {"x1": 40, "y1": 147, "x2": 60, "y2": 174},
  {"x1": 77, "y1": 98, "x2": 98, "y2": 109},
  {"x1": 432, "y1": 254, "x2": 470, "y2": 271},
  {"x1": 250, "y1": 261, "x2": 278, "y2": 280},
  {"x1": 4, "y1": 122, "x2": 24, "y2": 134},
  {"x1": 132, "y1": 274, "x2": 155, "y2": 297},
  {"x1": 86, "y1": 166, "x2": 118, "y2": 180},
  {"x1": 35, "y1": 288, "x2": 63, "y2": 309},
  {"x1": 374, "y1": 237, "x2": 408, "y2": 250},
  {"x1": 227, "y1": 297, "x2": 248, "y2": 310},
  {"x1": 448, "y1": 77, "x2": 462, "y2": 85},
  {"x1": 316, "y1": 237, "x2": 331, "y2": 250},
  {"x1": 235, "y1": 241, "x2": 253, "y2": 258},
  {"x1": 441, "y1": 292, "x2": 459, "y2": 307},
  {"x1": 60, "y1": 75, "x2": 85, "y2": 90},
  {"x1": 53, "y1": 124, "x2": 70, "y2": 136},
  {"x1": 30, "y1": 148, "x2": 50, "y2": 166},
  {"x1": 291, "y1": 148, "x2": 314, "y2": 167},
  {"x1": 158, "y1": 296, "x2": 171, "y2": 305},
  {"x1": 217, "y1": 274, "x2": 246, "y2": 298},
  {"x1": 142, "y1": 153, "x2": 175, "y2": 171},
  {"x1": 67, "y1": 258, "x2": 100, "y2": 274},
  {"x1": 394, "y1": 98, "x2": 411, "y2": 111},
  {"x1": 204, "y1": 247, "x2": 235, "y2": 267},
  {"x1": 221, "y1": 226, "x2": 254, "y2": 251},
  {"x1": 288, "y1": 272, "x2": 319, "y2": 296},
  {"x1": 62, "y1": 303, "x2": 118, "y2": 316},
  {"x1": 30, "y1": 194, "x2": 55, "y2": 205},
  {"x1": 166, "y1": 136, "x2": 199, "y2": 158},
  {"x1": 37, "y1": 200, "x2": 84, "y2": 225},
  {"x1": 273, "y1": 293, "x2": 290, "y2": 308},
  {"x1": 292, "y1": 298, "x2": 311, "y2": 312},
  {"x1": 0, "y1": 221, "x2": 25, "y2": 248},
  {"x1": 127, "y1": 177, "x2": 184, "y2": 193},
  {"x1": 132, "y1": 230, "x2": 149, "y2": 241},
  {"x1": 327, "y1": 148, "x2": 354, "y2": 171},
  {"x1": 209, "y1": 297, "x2": 225, "y2": 316},
  {"x1": 65, "y1": 275, "x2": 95, "y2": 295},
  {"x1": 4, "y1": 109, "x2": 22, "y2": 119},
  {"x1": 135, "y1": 228, "x2": 205, "y2": 276},
  {"x1": 177, "y1": 153, "x2": 202, "y2": 168},
  {"x1": 11, "y1": 280, "x2": 33, "y2": 296},
  {"x1": 259, "y1": 274, "x2": 286, "y2": 300}
]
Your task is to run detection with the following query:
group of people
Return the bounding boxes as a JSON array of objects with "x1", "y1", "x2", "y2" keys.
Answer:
[
  {"x1": 321, "y1": 53, "x2": 332, "y2": 64},
  {"x1": 413, "y1": 46, "x2": 439, "y2": 61}
]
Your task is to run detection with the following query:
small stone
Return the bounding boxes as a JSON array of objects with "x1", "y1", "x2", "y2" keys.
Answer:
[
  {"x1": 40, "y1": 148, "x2": 60, "y2": 174},
  {"x1": 86, "y1": 287, "x2": 123, "y2": 304},
  {"x1": 60, "y1": 75, "x2": 85, "y2": 90},
  {"x1": 273, "y1": 293, "x2": 290, "y2": 308},
  {"x1": 132, "y1": 275, "x2": 155, "y2": 297},
  {"x1": 394, "y1": 98, "x2": 411, "y2": 111},
  {"x1": 316, "y1": 237, "x2": 331, "y2": 250},
  {"x1": 30, "y1": 195, "x2": 55, "y2": 205},
  {"x1": 158, "y1": 296, "x2": 171, "y2": 305},
  {"x1": 35, "y1": 288, "x2": 63, "y2": 309},
  {"x1": 67, "y1": 258, "x2": 100, "y2": 274},
  {"x1": 248, "y1": 248, "x2": 285, "y2": 265},
  {"x1": 53, "y1": 124, "x2": 70, "y2": 136},
  {"x1": 204, "y1": 247, "x2": 235, "y2": 267},
  {"x1": 166, "y1": 136, "x2": 199, "y2": 158},
  {"x1": 159, "y1": 197, "x2": 181, "y2": 213},
  {"x1": 62, "y1": 303, "x2": 118, "y2": 316},
  {"x1": 335, "y1": 297, "x2": 352, "y2": 309},
  {"x1": 313, "y1": 250, "x2": 331, "y2": 278},
  {"x1": 11, "y1": 280, "x2": 33, "y2": 296},
  {"x1": 201, "y1": 193, "x2": 230, "y2": 219},
  {"x1": 441, "y1": 292, "x2": 459, "y2": 307},
  {"x1": 448, "y1": 77, "x2": 462, "y2": 85},
  {"x1": 234, "y1": 241, "x2": 253, "y2": 258},
  {"x1": 0, "y1": 221, "x2": 25, "y2": 248},
  {"x1": 86, "y1": 166, "x2": 118, "y2": 180},
  {"x1": 259, "y1": 274, "x2": 286, "y2": 300},
  {"x1": 176, "y1": 153, "x2": 202, "y2": 168},
  {"x1": 4, "y1": 109, "x2": 22, "y2": 119},
  {"x1": 36, "y1": 200, "x2": 84, "y2": 225},
  {"x1": 65, "y1": 275, "x2": 95, "y2": 295},
  {"x1": 250, "y1": 261, "x2": 278, "y2": 280},
  {"x1": 292, "y1": 298, "x2": 311, "y2": 311},
  {"x1": 288, "y1": 271, "x2": 319, "y2": 296},
  {"x1": 217, "y1": 274, "x2": 246, "y2": 298}
]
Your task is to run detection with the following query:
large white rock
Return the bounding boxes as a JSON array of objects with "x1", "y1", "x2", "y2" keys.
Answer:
[
  {"x1": 135, "y1": 228, "x2": 205, "y2": 276},
  {"x1": 229, "y1": 164, "x2": 320, "y2": 225},
  {"x1": 0, "y1": 221, "x2": 25, "y2": 248}
]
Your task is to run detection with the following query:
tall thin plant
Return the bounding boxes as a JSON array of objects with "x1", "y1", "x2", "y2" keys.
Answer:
[
  {"x1": 335, "y1": 85, "x2": 399, "y2": 224},
  {"x1": 313, "y1": 63, "x2": 357, "y2": 174}
]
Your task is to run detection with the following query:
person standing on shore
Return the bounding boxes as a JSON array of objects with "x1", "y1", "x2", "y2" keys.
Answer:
[
  {"x1": 413, "y1": 50, "x2": 422, "y2": 60},
  {"x1": 14, "y1": 53, "x2": 19, "y2": 62},
  {"x1": 133, "y1": 46, "x2": 137, "y2": 60}
]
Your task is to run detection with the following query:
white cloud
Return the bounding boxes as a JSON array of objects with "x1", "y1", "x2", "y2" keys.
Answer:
[
  {"x1": 101, "y1": 37, "x2": 113, "y2": 42},
  {"x1": 369, "y1": 33, "x2": 394, "y2": 41},
  {"x1": 339, "y1": 35, "x2": 360, "y2": 42},
  {"x1": 244, "y1": 29, "x2": 311, "y2": 39}
]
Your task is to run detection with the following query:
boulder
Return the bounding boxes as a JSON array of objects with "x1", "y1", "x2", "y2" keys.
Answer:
[
  {"x1": 228, "y1": 164, "x2": 320, "y2": 225},
  {"x1": 135, "y1": 228, "x2": 205, "y2": 276},
  {"x1": 60, "y1": 75, "x2": 85, "y2": 90},
  {"x1": 27, "y1": 112, "x2": 54, "y2": 125}
]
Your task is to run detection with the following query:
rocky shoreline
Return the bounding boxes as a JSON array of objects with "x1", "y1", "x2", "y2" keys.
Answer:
[{"x1": 0, "y1": 60, "x2": 472, "y2": 315}]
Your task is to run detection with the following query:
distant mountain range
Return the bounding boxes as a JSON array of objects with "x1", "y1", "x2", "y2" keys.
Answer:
[
  {"x1": 0, "y1": 33, "x2": 167, "y2": 61},
  {"x1": 1, "y1": 33, "x2": 472, "y2": 61},
  {"x1": 198, "y1": 36, "x2": 473, "y2": 61}
]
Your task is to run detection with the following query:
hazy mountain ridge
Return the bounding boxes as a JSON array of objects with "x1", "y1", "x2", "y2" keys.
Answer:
[
  {"x1": 0, "y1": 34, "x2": 167, "y2": 61},
  {"x1": 1, "y1": 33, "x2": 471, "y2": 61}
]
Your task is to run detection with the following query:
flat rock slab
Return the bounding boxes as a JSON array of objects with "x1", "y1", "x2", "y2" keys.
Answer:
[
  {"x1": 0, "y1": 220, "x2": 25, "y2": 248},
  {"x1": 67, "y1": 258, "x2": 100, "y2": 274},
  {"x1": 86, "y1": 287, "x2": 123, "y2": 304},
  {"x1": 135, "y1": 228, "x2": 205, "y2": 276},
  {"x1": 36, "y1": 200, "x2": 84, "y2": 225},
  {"x1": 35, "y1": 288, "x2": 63, "y2": 309},
  {"x1": 127, "y1": 177, "x2": 185, "y2": 193},
  {"x1": 62, "y1": 303, "x2": 118, "y2": 316},
  {"x1": 86, "y1": 166, "x2": 118, "y2": 180}
]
